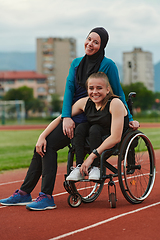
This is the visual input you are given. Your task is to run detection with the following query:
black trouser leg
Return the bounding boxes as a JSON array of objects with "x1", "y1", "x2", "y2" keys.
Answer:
[
  {"x1": 89, "y1": 124, "x2": 109, "y2": 167},
  {"x1": 20, "y1": 148, "x2": 42, "y2": 194},
  {"x1": 74, "y1": 122, "x2": 90, "y2": 165},
  {"x1": 20, "y1": 122, "x2": 70, "y2": 196}
]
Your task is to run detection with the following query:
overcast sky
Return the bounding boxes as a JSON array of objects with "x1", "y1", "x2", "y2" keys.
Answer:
[{"x1": 0, "y1": 0, "x2": 160, "y2": 64}]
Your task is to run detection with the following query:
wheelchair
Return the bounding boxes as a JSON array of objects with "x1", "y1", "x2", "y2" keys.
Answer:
[{"x1": 63, "y1": 93, "x2": 156, "y2": 208}]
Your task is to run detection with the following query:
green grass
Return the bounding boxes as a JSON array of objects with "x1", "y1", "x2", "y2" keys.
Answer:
[
  {"x1": 140, "y1": 128, "x2": 160, "y2": 150},
  {"x1": 0, "y1": 129, "x2": 69, "y2": 171},
  {"x1": 136, "y1": 117, "x2": 160, "y2": 123},
  {"x1": 0, "y1": 127, "x2": 160, "y2": 172}
]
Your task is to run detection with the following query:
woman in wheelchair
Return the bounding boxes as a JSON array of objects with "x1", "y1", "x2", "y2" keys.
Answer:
[{"x1": 66, "y1": 72, "x2": 130, "y2": 181}]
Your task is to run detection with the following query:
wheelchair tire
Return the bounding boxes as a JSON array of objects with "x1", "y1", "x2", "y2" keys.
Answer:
[
  {"x1": 118, "y1": 130, "x2": 156, "y2": 204},
  {"x1": 109, "y1": 193, "x2": 116, "y2": 208},
  {"x1": 68, "y1": 193, "x2": 82, "y2": 208},
  {"x1": 67, "y1": 149, "x2": 104, "y2": 203}
]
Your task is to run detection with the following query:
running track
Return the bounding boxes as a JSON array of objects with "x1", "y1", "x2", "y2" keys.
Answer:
[{"x1": 0, "y1": 124, "x2": 160, "y2": 240}]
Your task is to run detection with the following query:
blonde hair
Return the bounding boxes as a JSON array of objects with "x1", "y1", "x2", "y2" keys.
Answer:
[{"x1": 86, "y1": 72, "x2": 118, "y2": 110}]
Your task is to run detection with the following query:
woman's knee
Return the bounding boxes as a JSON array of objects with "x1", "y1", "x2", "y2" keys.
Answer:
[
  {"x1": 75, "y1": 122, "x2": 89, "y2": 136},
  {"x1": 46, "y1": 123, "x2": 70, "y2": 150},
  {"x1": 89, "y1": 124, "x2": 102, "y2": 136}
]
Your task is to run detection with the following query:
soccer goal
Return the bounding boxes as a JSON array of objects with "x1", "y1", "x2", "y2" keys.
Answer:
[{"x1": 0, "y1": 100, "x2": 25, "y2": 125}]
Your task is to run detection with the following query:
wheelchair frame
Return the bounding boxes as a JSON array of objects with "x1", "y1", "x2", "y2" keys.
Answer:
[{"x1": 63, "y1": 93, "x2": 156, "y2": 208}]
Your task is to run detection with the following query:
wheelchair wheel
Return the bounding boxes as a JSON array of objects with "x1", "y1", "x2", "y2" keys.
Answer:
[
  {"x1": 67, "y1": 150, "x2": 104, "y2": 203},
  {"x1": 118, "y1": 130, "x2": 156, "y2": 204},
  {"x1": 68, "y1": 193, "x2": 82, "y2": 208},
  {"x1": 109, "y1": 193, "x2": 116, "y2": 208}
]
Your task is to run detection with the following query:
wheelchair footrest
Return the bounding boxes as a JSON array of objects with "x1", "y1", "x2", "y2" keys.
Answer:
[
  {"x1": 63, "y1": 181, "x2": 74, "y2": 195},
  {"x1": 63, "y1": 175, "x2": 78, "y2": 196}
]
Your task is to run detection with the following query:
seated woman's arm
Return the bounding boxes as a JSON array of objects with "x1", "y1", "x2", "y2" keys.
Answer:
[
  {"x1": 36, "y1": 115, "x2": 62, "y2": 157},
  {"x1": 80, "y1": 98, "x2": 127, "y2": 175},
  {"x1": 63, "y1": 96, "x2": 89, "y2": 139},
  {"x1": 36, "y1": 96, "x2": 88, "y2": 157},
  {"x1": 71, "y1": 97, "x2": 88, "y2": 116}
]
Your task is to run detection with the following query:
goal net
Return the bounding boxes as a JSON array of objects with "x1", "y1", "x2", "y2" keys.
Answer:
[{"x1": 0, "y1": 100, "x2": 25, "y2": 125}]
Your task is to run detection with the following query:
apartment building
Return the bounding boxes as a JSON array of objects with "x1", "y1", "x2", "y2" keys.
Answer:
[
  {"x1": 0, "y1": 71, "x2": 48, "y2": 100},
  {"x1": 123, "y1": 48, "x2": 154, "y2": 91},
  {"x1": 36, "y1": 37, "x2": 76, "y2": 102}
]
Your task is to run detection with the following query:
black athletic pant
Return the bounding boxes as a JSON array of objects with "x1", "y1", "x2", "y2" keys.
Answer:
[
  {"x1": 20, "y1": 122, "x2": 70, "y2": 196},
  {"x1": 74, "y1": 122, "x2": 110, "y2": 167}
]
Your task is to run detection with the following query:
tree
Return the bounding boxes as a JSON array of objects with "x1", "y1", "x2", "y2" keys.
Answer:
[
  {"x1": 51, "y1": 94, "x2": 61, "y2": 113},
  {"x1": 31, "y1": 98, "x2": 45, "y2": 113},
  {"x1": 3, "y1": 86, "x2": 44, "y2": 117},
  {"x1": 121, "y1": 82, "x2": 155, "y2": 110},
  {"x1": 153, "y1": 91, "x2": 160, "y2": 110}
]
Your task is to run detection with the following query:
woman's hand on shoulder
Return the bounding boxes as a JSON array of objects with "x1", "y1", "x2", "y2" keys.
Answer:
[
  {"x1": 129, "y1": 120, "x2": 140, "y2": 130},
  {"x1": 63, "y1": 97, "x2": 88, "y2": 139},
  {"x1": 63, "y1": 117, "x2": 75, "y2": 139}
]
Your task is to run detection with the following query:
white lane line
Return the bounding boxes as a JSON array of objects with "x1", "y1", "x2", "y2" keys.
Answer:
[
  {"x1": 0, "y1": 173, "x2": 63, "y2": 186},
  {"x1": 0, "y1": 171, "x2": 157, "y2": 208},
  {"x1": 49, "y1": 201, "x2": 160, "y2": 240},
  {"x1": 0, "y1": 206, "x2": 6, "y2": 209},
  {"x1": 0, "y1": 171, "x2": 156, "y2": 202},
  {"x1": 0, "y1": 192, "x2": 69, "y2": 210},
  {"x1": 0, "y1": 180, "x2": 23, "y2": 186}
]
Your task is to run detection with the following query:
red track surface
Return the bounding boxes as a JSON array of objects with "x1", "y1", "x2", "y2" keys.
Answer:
[{"x1": 0, "y1": 123, "x2": 160, "y2": 240}]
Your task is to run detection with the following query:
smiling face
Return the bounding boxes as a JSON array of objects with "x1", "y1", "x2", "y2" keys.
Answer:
[
  {"x1": 84, "y1": 32, "x2": 101, "y2": 56},
  {"x1": 87, "y1": 77, "x2": 110, "y2": 108}
]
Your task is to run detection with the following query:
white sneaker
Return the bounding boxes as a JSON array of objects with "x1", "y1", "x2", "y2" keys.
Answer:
[
  {"x1": 88, "y1": 167, "x2": 100, "y2": 180},
  {"x1": 66, "y1": 165, "x2": 84, "y2": 181}
]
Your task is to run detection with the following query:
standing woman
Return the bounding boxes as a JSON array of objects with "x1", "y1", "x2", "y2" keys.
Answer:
[
  {"x1": 0, "y1": 27, "x2": 139, "y2": 211},
  {"x1": 62, "y1": 27, "x2": 138, "y2": 141}
]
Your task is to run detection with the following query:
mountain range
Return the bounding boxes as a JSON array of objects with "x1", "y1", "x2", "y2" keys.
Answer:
[
  {"x1": 0, "y1": 52, "x2": 36, "y2": 71},
  {"x1": 0, "y1": 52, "x2": 159, "y2": 92}
]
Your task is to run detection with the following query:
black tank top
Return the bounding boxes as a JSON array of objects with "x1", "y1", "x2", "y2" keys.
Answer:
[{"x1": 84, "y1": 96, "x2": 129, "y2": 136}]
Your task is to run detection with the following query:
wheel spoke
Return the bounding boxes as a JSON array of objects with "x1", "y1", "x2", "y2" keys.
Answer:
[{"x1": 118, "y1": 130, "x2": 155, "y2": 204}]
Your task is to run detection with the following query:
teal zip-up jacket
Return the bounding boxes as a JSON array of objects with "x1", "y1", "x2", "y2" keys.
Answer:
[{"x1": 61, "y1": 56, "x2": 133, "y2": 122}]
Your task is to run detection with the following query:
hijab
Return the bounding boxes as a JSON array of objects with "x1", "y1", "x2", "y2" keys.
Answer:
[{"x1": 76, "y1": 27, "x2": 109, "y2": 88}]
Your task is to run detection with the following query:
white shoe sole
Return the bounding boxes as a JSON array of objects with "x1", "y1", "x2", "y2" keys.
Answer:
[
  {"x1": 0, "y1": 201, "x2": 32, "y2": 206},
  {"x1": 26, "y1": 205, "x2": 57, "y2": 211},
  {"x1": 66, "y1": 177, "x2": 84, "y2": 181}
]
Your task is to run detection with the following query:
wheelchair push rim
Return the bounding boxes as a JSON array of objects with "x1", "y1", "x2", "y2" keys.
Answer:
[{"x1": 118, "y1": 131, "x2": 156, "y2": 204}]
